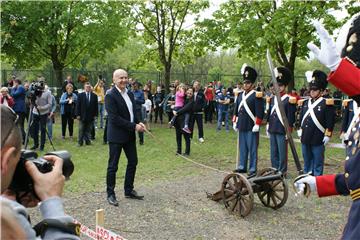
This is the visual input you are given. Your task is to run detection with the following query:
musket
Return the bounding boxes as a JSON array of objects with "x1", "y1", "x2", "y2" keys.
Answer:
[{"x1": 266, "y1": 49, "x2": 303, "y2": 175}]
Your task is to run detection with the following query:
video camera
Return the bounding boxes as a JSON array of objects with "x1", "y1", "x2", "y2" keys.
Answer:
[
  {"x1": 28, "y1": 80, "x2": 45, "y2": 103},
  {"x1": 9, "y1": 150, "x2": 74, "y2": 198}
]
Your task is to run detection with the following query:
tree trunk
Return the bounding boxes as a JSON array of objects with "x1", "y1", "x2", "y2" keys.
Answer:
[
  {"x1": 287, "y1": 63, "x2": 295, "y2": 92},
  {"x1": 164, "y1": 63, "x2": 171, "y2": 94},
  {"x1": 54, "y1": 68, "x2": 64, "y2": 87},
  {"x1": 52, "y1": 58, "x2": 65, "y2": 87}
]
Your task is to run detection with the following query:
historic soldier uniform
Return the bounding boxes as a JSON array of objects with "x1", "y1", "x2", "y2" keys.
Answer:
[
  {"x1": 266, "y1": 67, "x2": 297, "y2": 174},
  {"x1": 233, "y1": 64, "x2": 264, "y2": 175},
  {"x1": 341, "y1": 99, "x2": 360, "y2": 155},
  {"x1": 294, "y1": 13, "x2": 360, "y2": 239},
  {"x1": 297, "y1": 70, "x2": 335, "y2": 176}
]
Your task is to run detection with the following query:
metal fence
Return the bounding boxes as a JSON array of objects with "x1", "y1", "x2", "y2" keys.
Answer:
[{"x1": 1, "y1": 68, "x2": 309, "y2": 91}]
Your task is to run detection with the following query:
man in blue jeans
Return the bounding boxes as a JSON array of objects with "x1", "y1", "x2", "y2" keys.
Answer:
[
  {"x1": 216, "y1": 88, "x2": 230, "y2": 132},
  {"x1": 45, "y1": 86, "x2": 57, "y2": 141},
  {"x1": 30, "y1": 80, "x2": 52, "y2": 151}
]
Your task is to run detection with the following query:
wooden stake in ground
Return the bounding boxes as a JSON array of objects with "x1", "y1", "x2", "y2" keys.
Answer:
[{"x1": 96, "y1": 209, "x2": 104, "y2": 227}]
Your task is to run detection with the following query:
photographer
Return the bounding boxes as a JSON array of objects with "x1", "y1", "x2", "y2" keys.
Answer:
[
  {"x1": 0, "y1": 105, "x2": 80, "y2": 239},
  {"x1": 30, "y1": 80, "x2": 52, "y2": 151}
]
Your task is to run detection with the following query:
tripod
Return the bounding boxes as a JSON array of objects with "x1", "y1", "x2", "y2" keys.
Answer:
[{"x1": 24, "y1": 100, "x2": 56, "y2": 151}]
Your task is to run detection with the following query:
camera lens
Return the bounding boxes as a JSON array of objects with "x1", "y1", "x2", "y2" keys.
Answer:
[{"x1": 45, "y1": 151, "x2": 74, "y2": 179}]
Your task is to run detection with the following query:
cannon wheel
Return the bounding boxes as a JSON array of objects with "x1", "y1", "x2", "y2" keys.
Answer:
[
  {"x1": 221, "y1": 173, "x2": 254, "y2": 217},
  {"x1": 256, "y1": 168, "x2": 288, "y2": 210}
]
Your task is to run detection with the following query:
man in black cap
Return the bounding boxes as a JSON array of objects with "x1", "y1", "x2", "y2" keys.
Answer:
[
  {"x1": 297, "y1": 70, "x2": 335, "y2": 176},
  {"x1": 232, "y1": 64, "x2": 264, "y2": 175},
  {"x1": 265, "y1": 67, "x2": 297, "y2": 175}
]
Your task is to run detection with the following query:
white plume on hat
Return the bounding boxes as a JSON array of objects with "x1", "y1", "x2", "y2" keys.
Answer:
[
  {"x1": 273, "y1": 67, "x2": 279, "y2": 78},
  {"x1": 241, "y1": 63, "x2": 247, "y2": 75},
  {"x1": 305, "y1": 71, "x2": 313, "y2": 83}
]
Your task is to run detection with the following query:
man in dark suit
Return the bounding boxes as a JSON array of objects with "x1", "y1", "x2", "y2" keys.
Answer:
[
  {"x1": 190, "y1": 80, "x2": 206, "y2": 143},
  {"x1": 75, "y1": 82, "x2": 98, "y2": 146},
  {"x1": 105, "y1": 69, "x2": 146, "y2": 206}
]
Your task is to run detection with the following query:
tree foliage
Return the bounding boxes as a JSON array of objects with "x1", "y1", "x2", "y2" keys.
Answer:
[
  {"x1": 1, "y1": 1, "x2": 131, "y2": 84},
  {"x1": 195, "y1": 0, "x2": 347, "y2": 90},
  {"x1": 132, "y1": 0, "x2": 209, "y2": 91}
]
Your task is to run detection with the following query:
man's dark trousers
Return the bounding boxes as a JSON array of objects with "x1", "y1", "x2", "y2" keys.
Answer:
[
  {"x1": 78, "y1": 120, "x2": 93, "y2": 145},
  {"x1": 190, "y1": 113, "x2": 204, "y2": 139},
  {"x1": 175, "y1": 127, "x2": 190, "y2": 154},
  {"x1": 33, "y1": 114, "x2": 47, "y2": 148},
  {"x1": 106, "y1": 141, "x2": 138, "y2": 197}
]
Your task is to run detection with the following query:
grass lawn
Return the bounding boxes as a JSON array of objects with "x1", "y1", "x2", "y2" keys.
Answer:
[{"x1": 29, "y1": 119, "x2": 347, "y2": 195}]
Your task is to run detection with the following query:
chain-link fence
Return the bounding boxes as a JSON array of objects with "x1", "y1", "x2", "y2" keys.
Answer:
[
  {"x1": 1, "y1": 68, "x2": 114, "y2": 98},
  {"x1": 1, "y1": 68, "x2": 309, "y2": 91}
]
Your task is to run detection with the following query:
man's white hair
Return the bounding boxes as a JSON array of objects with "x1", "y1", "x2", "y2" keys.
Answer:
[{"x1": 113, "y1": 69, "x2": 127, "y2": 78}]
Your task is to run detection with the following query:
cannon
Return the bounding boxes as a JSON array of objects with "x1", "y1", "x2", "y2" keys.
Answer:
[{"x1": 207, "y1": 168, "x2": 288, "y2": 217}]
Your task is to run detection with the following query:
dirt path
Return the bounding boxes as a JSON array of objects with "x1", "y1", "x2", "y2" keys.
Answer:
[{"x1": 29, "y1": 169, "x2": 350, "y2": 240}]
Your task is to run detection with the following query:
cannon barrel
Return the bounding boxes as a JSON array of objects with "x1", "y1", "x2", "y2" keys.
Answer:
[{"x1": 250, "y1": 173, "x2": 283, "y2": 184}]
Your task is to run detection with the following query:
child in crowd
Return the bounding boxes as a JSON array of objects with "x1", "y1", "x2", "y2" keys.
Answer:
[
  {"x1": 169, "y1": 83, "x2": 191, "y2": 133},
  {"x1": 142, "y1": 91, "x2": 152, "y2": 131}
]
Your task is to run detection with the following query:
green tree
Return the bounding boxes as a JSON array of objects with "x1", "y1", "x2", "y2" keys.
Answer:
[
  {"x1": 195, "y1": 0, "x2": 349, "y2": 90},
  {"x1": 132, "y1": 0, "x2": 209, "y2": 91},
  {"x1": 1, "y1": 1, "x2": 131, "y2": 85}
]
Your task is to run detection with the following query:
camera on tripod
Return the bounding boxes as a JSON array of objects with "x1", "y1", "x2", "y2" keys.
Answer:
[
  {"x1": 9, "y1": 150, "x2": 74, "y2": 198},
  {"x1": 28, "y1": 80, "x2": 45, "y2": 103}
]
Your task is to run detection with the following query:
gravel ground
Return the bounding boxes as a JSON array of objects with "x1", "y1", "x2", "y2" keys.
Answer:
[{"x1": 28, "y1": 167, "x2": 351, "y2": 240}]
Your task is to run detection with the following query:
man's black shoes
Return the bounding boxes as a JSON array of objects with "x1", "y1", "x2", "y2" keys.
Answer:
[
  {"x1": 233, "y1": 169, "x2": 246, "y2": 174},
  {"x1": 107, "y1": 195, "x2": 119, "y2": 206},
  {"x1": 125, "y1": 190, "x2": 144, "y2": 200}
]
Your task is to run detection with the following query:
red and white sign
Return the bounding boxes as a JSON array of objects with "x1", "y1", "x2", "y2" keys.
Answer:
[
  {"x1": 96, "y1": 225, "x2": 127, "y2": 240},
  {"x1": 74, "y1": 220, "x2": 98, "y2": 240},
  {"x1": 74, "y1": 220, "x2": 127, "y2": 240}
]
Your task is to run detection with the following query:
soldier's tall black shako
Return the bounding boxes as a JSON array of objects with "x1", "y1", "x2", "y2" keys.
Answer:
[
  {"x1": 266, "y1": 67, "x2": 296, "y2": 175},
  {"x1": 297, "y1": 70, "x2": 335, "y2": 176},
  {"x1": 233, "y1": 64, "x2": 264, "y2": 175}
]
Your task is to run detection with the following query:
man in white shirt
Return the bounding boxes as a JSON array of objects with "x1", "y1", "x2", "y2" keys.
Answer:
[{"x1": 105, "y1": 69, "x2": 146, "y2": 206}]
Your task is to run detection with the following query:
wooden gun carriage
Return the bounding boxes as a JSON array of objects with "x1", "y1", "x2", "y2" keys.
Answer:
[{"x1": 207, "y1": 168, "x2": 288, "y2": 217}]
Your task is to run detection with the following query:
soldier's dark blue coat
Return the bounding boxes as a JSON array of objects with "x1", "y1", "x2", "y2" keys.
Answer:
[
  {"x1": 233, "y1": 90, "x2": 264, "y2": 131},
  {"x1": 298, "y1": 97, "x2": 335, "y2": 145},
  {"x1": 341, "y1": 99, "x2": 358, "y2": 133},
  {"x1": 316, "y1": 117, "x2": 360, "y2": 239},
  {"x1": 267, "y1": 95, "x2": 297, "y2": 134}
]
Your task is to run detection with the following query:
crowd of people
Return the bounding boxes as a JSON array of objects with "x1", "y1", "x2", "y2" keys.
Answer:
[
  {"x1": 0, "y1": 12, "x2": 359, "y2": 239},
  {"x1": 0, "y1": 69, "x2": 354, "y2": 175}
]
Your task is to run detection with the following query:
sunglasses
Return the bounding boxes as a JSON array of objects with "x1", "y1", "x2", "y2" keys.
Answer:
[{"x1": 1, "y1": 105, "x2": 19, "y2": 147}]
